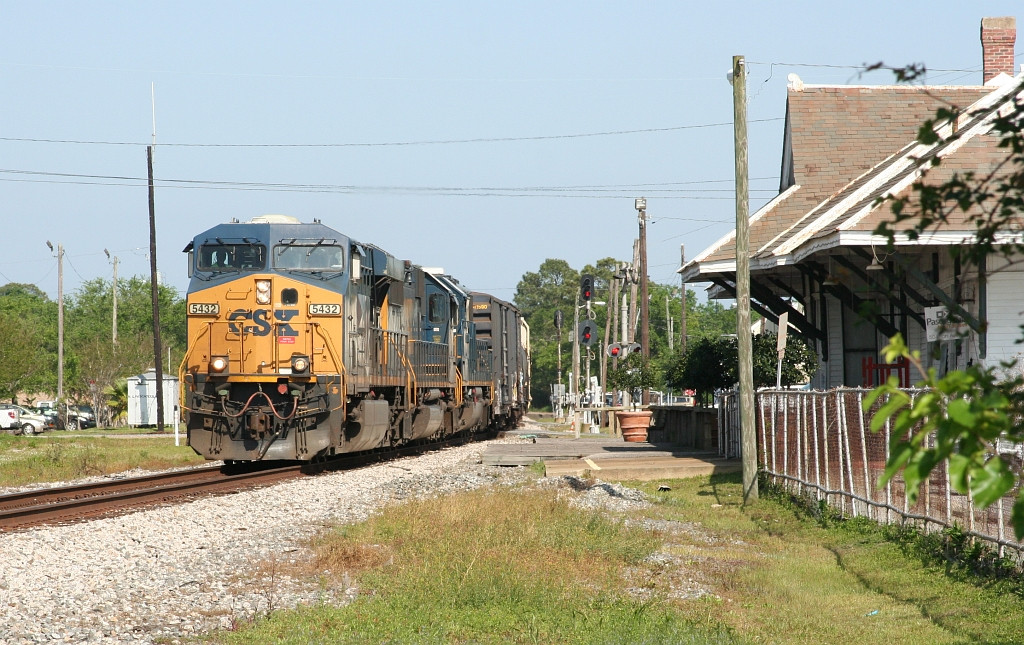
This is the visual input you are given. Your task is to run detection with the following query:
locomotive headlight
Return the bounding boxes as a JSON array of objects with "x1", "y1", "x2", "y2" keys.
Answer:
[
  {"x1": 255, "y1": 280, "x2": 271, "y2": 304},
  {"x1": 291, "y1": 354, "x2": 310, "y2": 374},
  {"x1": 209, "y1": 355, "x2": 230, "y2": 374}
]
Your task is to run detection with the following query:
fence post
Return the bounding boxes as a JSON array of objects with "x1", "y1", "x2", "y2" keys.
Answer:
[
  {"x1": 782, "y1": 393, "x2": 789, "y2": 482},
  {"x1": 856, "y1": 390, "x2": 871, "y2": 521}
]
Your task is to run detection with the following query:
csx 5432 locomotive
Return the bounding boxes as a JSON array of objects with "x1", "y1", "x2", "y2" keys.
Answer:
[{"x1": 179, "y1": 215, "x2": 530, "y2": 461}]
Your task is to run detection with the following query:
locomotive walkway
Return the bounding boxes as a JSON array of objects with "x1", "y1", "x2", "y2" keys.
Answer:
[{"x1": 488, "y1": 429, "x2": 740, "y2": 481}]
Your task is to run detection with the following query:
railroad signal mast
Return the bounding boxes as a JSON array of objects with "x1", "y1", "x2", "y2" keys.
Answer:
[{"x1": 570, "y1": 273, "x2": 600, "y2": 437}]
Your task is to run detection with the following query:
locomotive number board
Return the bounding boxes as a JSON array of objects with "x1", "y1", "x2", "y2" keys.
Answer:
[
  {"x1": 309, "y1": 303, "x2": 341, "y2": 316},
  {"x1": 188, "y1": 303, "x2": 220, "y2": 315}
]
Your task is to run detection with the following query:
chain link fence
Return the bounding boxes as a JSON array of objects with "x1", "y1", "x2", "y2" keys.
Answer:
[{"x1": 719, "y1": 388, "x2": 1023, "y2": 560}]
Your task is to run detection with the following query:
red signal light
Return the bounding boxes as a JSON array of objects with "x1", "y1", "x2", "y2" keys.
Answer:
[{"x1": 579, "y1": 320, "x2": 598, "y2": 346}]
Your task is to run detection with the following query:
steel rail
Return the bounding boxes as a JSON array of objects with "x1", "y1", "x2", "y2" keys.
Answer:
[
  {"x1": 0, "y1": 464, "x2": 301, "y2": 532},
  {"x1": 0, "y1": 429, "x2": 501, "y2": 532}
]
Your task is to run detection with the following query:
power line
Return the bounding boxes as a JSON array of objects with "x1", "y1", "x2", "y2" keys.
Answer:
[
  {"x1": 0, "y1": 118, "x2": 784, "y2": 148},
  {"x1": 0, "y1": 168, "x2": 781, "y2": 198},
  {"x1": 746, "y1": 60, "x2": 986, "y2": 73}
]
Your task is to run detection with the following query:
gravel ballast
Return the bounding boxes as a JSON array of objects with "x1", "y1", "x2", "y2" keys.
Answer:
[{"x1": 0, "y1": 429, "x2": 701, "y2": 644}]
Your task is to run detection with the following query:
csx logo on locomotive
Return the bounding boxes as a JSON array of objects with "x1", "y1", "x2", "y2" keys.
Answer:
[{"x1": 227, "y1": 309, "x2": 299, "y2": 336}]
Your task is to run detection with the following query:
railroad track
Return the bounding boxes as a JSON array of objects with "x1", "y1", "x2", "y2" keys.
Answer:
[
  {"x1": 0, "y1": 431, "x2": 495, "y2": 532},
  {"x1": 0, "y1": 464, "x2": 304, "y2": 532}
]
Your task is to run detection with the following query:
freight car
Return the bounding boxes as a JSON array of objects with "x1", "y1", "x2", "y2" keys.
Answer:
[{"x1": 179, "y1": 215, "x2": 530, "y2": 461}]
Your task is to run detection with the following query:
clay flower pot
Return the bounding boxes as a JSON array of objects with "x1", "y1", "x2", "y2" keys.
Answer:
[{"x1": 616, "y1": 410, "x2": 653, "y2": 443}]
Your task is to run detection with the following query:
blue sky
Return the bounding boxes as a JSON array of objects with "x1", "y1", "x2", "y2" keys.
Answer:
[{"x1": 2, "y1": 2, "x2": 1021, "y2": 304}]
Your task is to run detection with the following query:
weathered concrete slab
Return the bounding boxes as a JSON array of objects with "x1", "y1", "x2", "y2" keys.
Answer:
[
  {"x1": 483, "y1": 436, "x2": 737, "y2": 480},
  {"x1": 542, "y1": 456, "x2": 741, "y2": 481}
]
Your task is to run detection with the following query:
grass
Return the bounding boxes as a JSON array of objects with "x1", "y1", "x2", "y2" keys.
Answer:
[
  {"x1": 212, "y1": 487, "x2": 739, "y2": 644},
  {"x1": 208, "y1": 471, "x2": 1024, "y2": 645},
  {"x1": 0, "y1": 432, "x2": 205, "y2": 487},
  {"x1": 642, "y1": 475, "x2": 1024, "y2": 645},
  {"x1": 5, "y1": 427, "x2": 1021, "y2": 643},
  {"x1": 69, "y1": 425, "x2": 186, "y2": 436}
]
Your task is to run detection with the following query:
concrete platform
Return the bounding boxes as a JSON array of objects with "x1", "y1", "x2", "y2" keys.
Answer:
[{"x1": 485, "y1": 434, "x2": 740, "y2": 481}]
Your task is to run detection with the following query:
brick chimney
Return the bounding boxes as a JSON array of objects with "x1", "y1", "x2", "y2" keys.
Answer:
[{"x1": 981, "y1": 16, "x2": 1016, "y2": 83}]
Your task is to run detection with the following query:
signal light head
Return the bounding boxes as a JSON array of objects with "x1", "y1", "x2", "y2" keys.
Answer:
[
  {"x1": 579, "y1": 320, "x2": 598, "y2": 346},
  {"x1": 580, "y1": 274, "x2": 595, "y2": 302},
  {"x1": 606, "y1": 343, "x2": 622, "y2": 358}
]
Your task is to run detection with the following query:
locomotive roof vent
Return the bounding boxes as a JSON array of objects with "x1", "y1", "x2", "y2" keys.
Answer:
[{"x1": 248, "y1": 214, "x2": 302, "y2": 224}]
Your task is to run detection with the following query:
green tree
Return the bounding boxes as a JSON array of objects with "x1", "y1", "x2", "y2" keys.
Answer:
[
  {"x1": 0, "y1": 276, "x2": 185, "y2": 415},
  {"x1": 104, "y1": 378, "x2": 129, "y2": 427},
  {"x1": 513, "y1": 259, "x2": 580, "y2": 406},
  {"x1": 751, "y1": 333, "x2": 818, "y2": 389},
  {"x1": 0, "y1": 283, "x2": 59, "y2": 397},
  {"x1": 607, "y1": 351, "x2": 658, "y2": 408},
  {"x1": 866, "y1": 72, "x2": 1024, "y2": 538},
  {"x1": 666, "y1": 332, "x2": 817, "y2": 407},
  {"x1": 665, "y1": 336, "x2": 736, "y2": 407},
  {"x1": 0, "y1": 311, "x2": 46, "y2": 402},
  {"x1": 513, "y1": 257, "x2": 745, "y2": 408}
]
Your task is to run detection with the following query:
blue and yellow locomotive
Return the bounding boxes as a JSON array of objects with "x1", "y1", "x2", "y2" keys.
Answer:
[{"x1": 179, "y1": 215, "x2": 530, "y2": 461}]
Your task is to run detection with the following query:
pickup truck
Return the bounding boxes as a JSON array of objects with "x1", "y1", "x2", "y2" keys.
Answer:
[{"x1": 36, "y1": 401, "x2": 91, "y2": 431}]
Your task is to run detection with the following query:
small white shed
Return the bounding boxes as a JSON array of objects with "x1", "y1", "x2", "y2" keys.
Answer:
[{"x1": 127, "y1": 369, "x2": 180, "y2": 427}]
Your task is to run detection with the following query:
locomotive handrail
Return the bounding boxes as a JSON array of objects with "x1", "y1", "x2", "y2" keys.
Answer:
[
  {"x1": 454, "y1": 367, "x2": 464, "y2": 407},
  {"x1": 312, "y1": 322, "x2": 348, "y2": 419},
  {"x1": 312, "y1": 322, "x2": 347, "y2": 379},
  {"x1": 389, "y1": 334, "x2": 416, "y2": 411},
  {"x1": 178, "y1": 322, "x2": 212, "y2": 414}
]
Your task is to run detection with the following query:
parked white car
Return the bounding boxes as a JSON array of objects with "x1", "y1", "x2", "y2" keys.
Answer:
[
  {"x1": 0, "y1": 405, "x2": 19, "y2": 431},
  {"x1": 0, "y1": 404, "x2": 47, "y2": 435}
]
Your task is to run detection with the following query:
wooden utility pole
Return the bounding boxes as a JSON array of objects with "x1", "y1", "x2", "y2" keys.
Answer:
[
  {"x1": 148, "y1": 146, "x2": 165, "y2": 433},
  {"x1": 679, "y1": 244, "x2": 687, "y2": 354},
  {"x1": 637, "y1": 199, "x2": 650, "y2": 359},
  {"x1": 638, "y1": 199, "x2": 647, "y2": 407},
  {"x1": 628, "y1": 241, "x2": 639, "y2": 345},
  {"x1": 105, "y1": 250, "x2": 119, "y2": 345},
  {"x1": 733, "y1": 55, "x2": 757, "y2": 503},
  {"x1": 52, "y1": 242, "x2": 64, "y2": 403}
]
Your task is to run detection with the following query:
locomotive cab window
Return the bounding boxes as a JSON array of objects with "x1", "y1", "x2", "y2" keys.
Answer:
[
  {"x1": 274, "y1": 244, "x2": 345, "y2": 271},
  {"x1": 428, "y1": 293, "x2": 447, "y2": 323},
  {"x1": 198, "y1": 244, "x2": 266, "y2": 271}
]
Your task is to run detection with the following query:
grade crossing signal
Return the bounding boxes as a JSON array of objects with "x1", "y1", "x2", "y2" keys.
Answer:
[
  {"x1": 579, "y1": 320, "x2": 598, "y2": 346},
  {"x1": 606, "y1": 343, "x2": 622, "y2": 358},
  {"x1": 580, "y1": 274, "x2": 594, "y2": 302},
  {"x1": 623, "y1": 342, "x2": 642, "y2": 356}
]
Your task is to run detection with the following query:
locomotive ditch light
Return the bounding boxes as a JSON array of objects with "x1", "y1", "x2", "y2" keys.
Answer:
[
  {"x1": 291, "y1": 354, "x2": 311, "y2": 375},
  {"x1": 209, "y1": 355, "x2": 230, "y2": 374},
  {"x1": 256, "y1": 279, "x2": 271, "y2": 305}
]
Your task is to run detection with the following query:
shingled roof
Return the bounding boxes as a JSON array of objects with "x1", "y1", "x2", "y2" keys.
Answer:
[
  {"x1": 681, "y1": 81, "x2": 994, "y2": 279},
  {"x1": 777, "y1": 77, "x2": 1024, "y2": 259}
]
